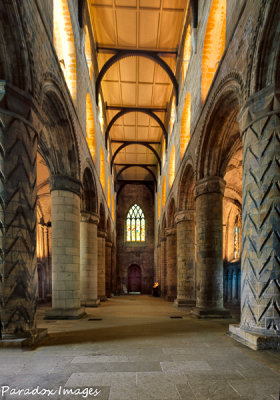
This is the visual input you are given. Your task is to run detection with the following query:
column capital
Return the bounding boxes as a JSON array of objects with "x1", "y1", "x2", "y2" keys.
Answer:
[
  {"x1": 175, "y1": 210, "x2": 195, "y2": 224},
  {"x1": 80, "y1": 211, "x2": 99, "y2": 224},
  {"x1": 106, "y1": 240, "x2": 113, "y2": 248},
  {"x1": 194, "y1": 176, "x2": 225, "y2": 199},
  {"x1": 165, "y1": 227, "x2": 176, "y2": 237},
  {"x1": 238, "y1": 87, "x2": 280, "y2": 133},
  {"x1": 98, "y1": 230, "x2": 107, "y2": 239},
  {"x1": 49, "y1": 174, "x2": 82, "y2": 197}
]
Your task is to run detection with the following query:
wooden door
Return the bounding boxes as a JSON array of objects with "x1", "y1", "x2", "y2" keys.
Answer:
[{"x1": 128, "y1": 264, "x2": 141, "y2": 292}]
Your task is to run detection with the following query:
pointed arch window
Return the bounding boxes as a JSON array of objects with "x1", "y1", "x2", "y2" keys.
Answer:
[{"x1": 126, "y1": 204, "x2": 145, "y2": 242}]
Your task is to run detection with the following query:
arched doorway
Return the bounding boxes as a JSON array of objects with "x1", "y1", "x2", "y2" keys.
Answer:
[{"x1": 128, "y1": 265, "x2": 142, "y2": 293}]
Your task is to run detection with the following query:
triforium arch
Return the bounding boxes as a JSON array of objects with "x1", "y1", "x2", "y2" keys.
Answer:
[
  {"x1": 111, "y1": 143, "x2": 161, "y2": 173},
  {"x1": 0, "y1": 1, "x2": 32, "y2": 91},
  {"x1": 39, "y1": 83, "x2": 80, "y2": 180},
  {"x1": 105, "y1": 109, "x2": 168, "y2": 150},
  {"x1": 81, "y1": 167, "x2": 98, "y2": 214},
  {"x1": 196, "y1": 76, "x2": 244, "y2": 180},
  {"x1": 96, "y1": 51, "x2": 179, "y2": 106},
  {"x1": 249, "y1": 0, "x2": 280, "y2": 92},
  {"x1": 178, "y1": 160, "x2": 195, "y2": 212}
]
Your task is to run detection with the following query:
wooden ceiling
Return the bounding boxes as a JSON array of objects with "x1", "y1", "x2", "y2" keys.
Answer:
[{"x1": 89, "y1": 0, "x2": 187, "y2": 182}]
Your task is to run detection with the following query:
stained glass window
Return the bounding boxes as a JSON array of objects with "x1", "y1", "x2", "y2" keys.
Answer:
[{"x1": 126, "y1": 204, "x2": 145, "y2": 242}]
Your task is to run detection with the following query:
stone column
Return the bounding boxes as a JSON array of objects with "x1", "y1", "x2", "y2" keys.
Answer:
[
  {"x1": 160, "y1": 236, "x2": 167, "y2": 297},
  {"x1": 0, "y1": 84, "x2": 42, "y2": 342},
  {"x1": 192, "y1": 176, "x2": 230, "y2": 318},
  {"x1": 174, "y1": 210, "x2": 196, "y2": 307},
  {"x1": 232, "y1": 270, "x2": 238, "y2": 304},
  {"x1": 156, "y1": 243, "x2": 161, "y2": 284},
  {"x1": 105, "y1": 240, "x2": 112, "y2": 298},
  {"x1": 111, "y1": 243, "x2": 117, "y2": 294},
  {"x1": 165, "y1": 227, "x2": 177, "y2": 302},
  {"x1": 98, "y1": 230, "x2": 107, "y2": 301},
  {"x1": 80, "y1": 212, "x2": 100, "y2": 307},
  {"x1": 45, "y1": 175, "x2": 85, "y2": 319},
  {"x1": 227, "y1": 269, "x2": 233, "y2": 303},
  {"x1": 229, "y1": 88, "x2": 280, "y2": 350}
]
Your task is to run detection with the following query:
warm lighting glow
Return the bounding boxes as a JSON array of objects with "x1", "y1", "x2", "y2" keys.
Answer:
[
  {"x1": 169, "y1": 145, "x2": 175, "y2": 189},
  {"x1": 162, "y1": 176, "x2": 166, "y2": 208},
  {"x1": 86, "y1": 93, "x2": 95, "y2": 161},
  {"x1": 162, "y1": 138, "x2": 166, "y2": 166},
  {"x1": 112, "y1": 195, "x2": 114, "y2": 220},
  {"x1": 153, "y1": 282, "x2": 159, "y2": 288},
  {"x1": 180, "y1": 92, "x2": 191, "y2": 159},
  {"x1": 158, "y1": 193, "x2": 161, "y2": 220},
  {"x1": 84, "y1": 25, "x2": 92, "y2": 72},
  {"x1": 169, "y1": 97, "x2": 176, "y2": 135},
  {"x1": 100, "y1": 146, "x2": 105, "y2": 191},
  {"x1": 201, "y1": 0, "x2": 226, "y2": 102},
  {"x1": 107, "y1": 177, "x2": 111, "y2": 210},
  {"x1": 53, "y1": 0, "x2": 77, "y2": 100},
  {"x1": 182, "y1": 25, "x2": 191, "y2": 82},
  {"x1": 98, "y1": 94, "x2": 104, "y2": 134}
]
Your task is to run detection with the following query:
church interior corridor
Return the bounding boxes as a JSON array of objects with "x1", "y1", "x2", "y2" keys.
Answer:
[{"x1": 0, "y1": 0, "x2": 280, "y2": 398}]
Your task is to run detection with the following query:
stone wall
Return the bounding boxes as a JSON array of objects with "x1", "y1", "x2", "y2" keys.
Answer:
[{"x1": 116, "y1": 184, "x2": 154, "y2": 295}]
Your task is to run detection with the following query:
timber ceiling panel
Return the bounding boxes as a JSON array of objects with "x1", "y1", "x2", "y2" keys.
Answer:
[{"x1": 90, "y1": 0, "x2": 187, "y2": 181}]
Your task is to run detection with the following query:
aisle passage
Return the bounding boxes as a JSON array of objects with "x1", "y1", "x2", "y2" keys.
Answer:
[{"x1": 0, "y1": 296, "x2": 279, "y2": 400}]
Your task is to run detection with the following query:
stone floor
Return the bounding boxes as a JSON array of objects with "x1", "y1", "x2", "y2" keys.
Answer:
[{"x1": 0, "y1": 295, "x2": 280, "y2": 400}]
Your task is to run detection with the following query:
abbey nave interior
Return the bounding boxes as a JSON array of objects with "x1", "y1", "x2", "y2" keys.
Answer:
[{"x1": 0, "y1": 0, "x2": 280, "y2": 399}]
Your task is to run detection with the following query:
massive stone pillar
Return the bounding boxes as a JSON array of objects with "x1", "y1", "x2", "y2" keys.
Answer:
[
  {"x1": 160, "y1": 236, "x2": 167, "y2": 297},
  {"x1": 156, "y1": 243, "x2": 161, "y2": 283},
  {"x1": 0, "y1": 84, "x2": 43, "y2": 342},
  {"x1": 192, "y1": 176, "x2": 230, "y2": 318},
  {"x1": 80, "y1": 212, "x2": 100, "y2": 307},
  {"x1": 105, "y1": 240, "x2": 112, "y2": 298},
  {"x1": 111, "y1": 243, "x2": 117, "y2": 294},
  {"x1": 45, "y1": 175, "x2": 85, "y2": 319},
  {"x1": 165, "y1": 228, "x2": 177, "y2": 301},
  {"x1": 175, "y1": 210, "x2": 196, "y2": 307},
  {"x1": 229, "y1": 88, "x2": 280, "y2": 350},
  {"x1": 98, "y1": 230, "x2": 107, "y2": 301}
]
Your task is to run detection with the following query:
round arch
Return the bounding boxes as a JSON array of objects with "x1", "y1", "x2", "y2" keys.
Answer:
[
  {"x1": 81, "y1": 167, "x2": 97, "y2": 214},
  {"x1": 105, "y1": 109, "x2": 168, "y2": 149},
  {"x1": 39, "y1": 85, "x2": 80, "y2": 180},
  {"x1": 111, "y1": 143, "x2": 161, "y2": 173},
  {"x1": 96, "y1": 51, "x2": 178, "y2": 106},
  {"x1": 116, "y1": 165, "x2": 157, "y2": 186}
]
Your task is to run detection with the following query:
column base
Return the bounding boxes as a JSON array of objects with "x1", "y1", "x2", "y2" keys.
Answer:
[
  {"x1": 44, "y1": 307, "x2": 86, "y2": 320},
  {"x1": 81, "y1": 299, "x2": 100, "y2": 308},
  {"x1": 191, "y1": 307, "x2": 232, "y2": 319},
  {"x1": 100, "y1": 296, "x2": 107, "y2": 302},
  {"x1": 0, "y1": 328, "x2": 48, "y2": 348},
  {"x1": 174, "y1": 298, "x2": 195, "y2": 307},
  {"x1": 165, "y1": 295, "x2": 176, "y2": 302},
  {"x1": 228, "y1": 324, "x2": 280, "y2": 351}
]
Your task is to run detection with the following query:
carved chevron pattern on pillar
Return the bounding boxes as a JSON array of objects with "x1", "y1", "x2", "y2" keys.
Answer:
[
  {"x1": 0, "y1": 118, "x2": 37, "y2": 338},
  {"x1": 241, "y1": 112, "x2": 280, "y2": 332}
]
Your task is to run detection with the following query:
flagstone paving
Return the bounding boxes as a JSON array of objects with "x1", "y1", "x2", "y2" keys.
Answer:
[{"x1": 0, "y1": 295, "x2": 279, "y2": 400}]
